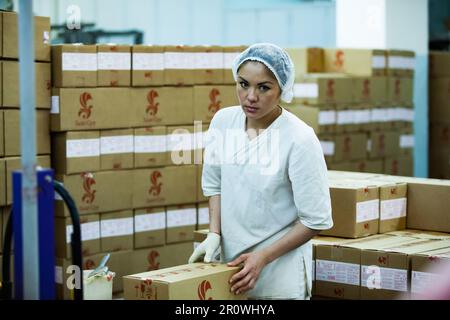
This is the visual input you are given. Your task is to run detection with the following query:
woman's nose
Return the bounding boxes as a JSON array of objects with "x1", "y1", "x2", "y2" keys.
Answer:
[{"x1": 247, "y1": 88, "x2": 257, "y2": 102}]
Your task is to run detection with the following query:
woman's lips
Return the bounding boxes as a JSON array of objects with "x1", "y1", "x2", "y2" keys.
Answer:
[{"x1": 245, "y1": 106, "x2": 258, "y2": 114}]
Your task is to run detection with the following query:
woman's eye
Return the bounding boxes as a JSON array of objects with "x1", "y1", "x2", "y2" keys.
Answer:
[
  {"x1": 240, "y1": 81, "x2": 249, "y2": 88},
  {"x1": 259, "y1": 85, "x2": 270, "y2": 92}
]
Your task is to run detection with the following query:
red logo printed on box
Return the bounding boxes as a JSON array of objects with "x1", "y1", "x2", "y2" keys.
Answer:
[
  {"x1": 334, "y1": 50, "x2": 344, "y2": 70},
  {"x1": 326, "y1": 80, "x2": 335, "y2": 100},
  {"x1": 343, "y1": 136, "x2": 351, "y2": 154},
  {"x1": 81, "y1": 173, "x2": 96, "y2": 204},
  {"x1": 198, "y1": 280, "x2": 213, "y2": 300},
  {"x1": 362, "y1": 79, "x2": 370, "y2": 100},
  {"x1": 394, "y1": 79, "x2": 401, "y2": 100},
  {"x1": 78, "y1": 92, "x2": 93, "y2": 119},
  {"x1": 378, "y1": 256, "x2": 387, "y2": 265},
  {"x1": 378, "y1": 134, "x2": 385, "y2": 154},
  {"x1": 334, "y1": 288, "x2": 344, "y2": 297},
  {"x1": 148, "y1": 171, "x2": 163, "y2": 196},
  {"x1": 85, "y1": 259, "x2": 96, "y2": 270},
  {"x1": 135, "y1": 278, "x2": 158, "y2": 299},
  {"x1": 208, "y1": 88, "x2": 222, "y2": 114},
  {"x1": 358, "y1": 162, "x2": 366, "y2": 172},
  {"x1": 147, "y1": 250, "x2": 160, "y2": 271},
  {"x1": 392, "y1": 160, "x2": 399, "y2": 175},
  {"x1": 146, "y1": 90, "x2": 159, "y2": 116}
]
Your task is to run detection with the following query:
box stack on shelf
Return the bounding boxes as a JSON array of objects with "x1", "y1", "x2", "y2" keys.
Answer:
[
  {"x1": 429, "y1": 51, "x2": 450, "y2": 179},
  {"x1": 0, "y1": 11, "x2": 51, "y2": 282},
  {"x1": 50, "y1": 43, "x2": 243, "y2": 299},
  {"x1": 284, "y1": 48, "x2": 415, "y2": 176}
]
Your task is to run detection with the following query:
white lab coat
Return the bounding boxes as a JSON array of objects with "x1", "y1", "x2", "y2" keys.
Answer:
[{"x1": 202, "y1": 106, "x2": 333, "y2": 299}]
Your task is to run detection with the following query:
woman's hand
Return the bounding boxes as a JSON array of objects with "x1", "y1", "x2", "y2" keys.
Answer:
[{"x1": 227, "y1": 251, "x2": 269, "y2": 295}]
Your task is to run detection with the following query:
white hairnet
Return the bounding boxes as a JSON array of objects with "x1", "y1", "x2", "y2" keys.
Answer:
[{"x1": 232, "y1": 43, "x2": 295, "y2": 103}]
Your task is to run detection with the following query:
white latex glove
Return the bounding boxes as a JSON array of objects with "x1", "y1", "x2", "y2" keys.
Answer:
[{"x1": 188, "y1": 232, "x2": 221, "y2": 263}]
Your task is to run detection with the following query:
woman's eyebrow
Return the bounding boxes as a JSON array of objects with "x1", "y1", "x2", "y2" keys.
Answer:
[{"x1": 238, "y1": 76, "x2": 273, "y2": 85}]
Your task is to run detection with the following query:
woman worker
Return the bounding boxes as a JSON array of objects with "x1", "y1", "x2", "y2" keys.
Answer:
[{"x1": 189, "y1": 43, "x2": 333, "y2": 300}]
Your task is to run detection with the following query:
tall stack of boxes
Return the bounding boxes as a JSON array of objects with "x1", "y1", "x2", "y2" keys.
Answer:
[
  {"x1": 285, "y1": 48, "x2": 415, "y2": 176},
  {"x1": 429, "y1": 51, "x2": 450, "y2": 179}
]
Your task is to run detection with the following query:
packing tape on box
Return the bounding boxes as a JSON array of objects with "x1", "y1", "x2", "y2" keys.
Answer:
[
  {"x1": 132, "y1": 53, "x2": 164, "y2": 71},
  {"x1": 293, "y1": 83, "x2": 319, "y2": 99},
  {"x1": 134, "y1": 135, "x2": 167, "y2": 153},
  {"x1": 380, "y1": 198, "x2": 407, "y2": 221},
  {"x1": 400, "y1": 134, "x2": 415, "y2": 148},
  {"x1": 167, "y1": 133, "x2": 195, "y2": 152},
  {"x1": 319, "y1": 110, "x2": 336, "y2": 125},
  {"x1": 397, "y1": 108, "x2": 414, "y2": 122},
  {"x1": 97, "y1": 52, "x2": 131, "y2": 70},
  {"x1": 361, "y1": 265, "x2": 408, "y2": 292},
  {"x1": 372, "y1": 55, "x2": 386, "y2": 69},
  {"x1": 320, "y1": 141, "x2": 335, "y2": 156},
  {"x1": 411, "y1": 271, "x2": 444, "y2": 294},
  {"x1": 194, "y1": 52, "x2": 224, "y2": 69},
  {"x1": 51, "y1": 96, "x2": 60, "y2": 114},
  {"x1": 66, "y1": 138, "x2": 100, "y2": 158},
  {"x1": 316, "y1": 259, "x2": 360, "y2": 286},
  {"x1": 356, "y1": 199, "x2": 380, "y2": 223},
  {"x1": 371, "y1": 108, "x2": 389, "y2": 123},
  {"x1": 388, "y1": 56, "x2": 416, "y2": 70},
  {"x1": 134, "y1": 212, "x2": 166, "y2": 232},
  {"x1": 224, "y1": 52, "x2": 241, "y2": 69},
  {"x1": 66, "y1": 222, "x2": 100, "y2": 243},
  {"x1": 337, "y1": 110, "x2": 353, "y2": 125},
  {"x1": 167, "y1": 208, "x2": 197, "y2": 228},
  {"x1": 100, "y1": 135, "x2": 134, "y2": 155},
  {"x1": 353, "y1": 109, "x2": 371, "y2": 124},
  {"x1": 62, "y1": 52, "x2": 97, "y2": 71},
  {"x1": 198, "y1": 207, "x2": 209, "y2": 225},
  {"x1": 101, "y1": 217, "x2": 134, "y2": 238},
  {"x1": 164, "y1": 52, "x2": 196, "y2": 69}
]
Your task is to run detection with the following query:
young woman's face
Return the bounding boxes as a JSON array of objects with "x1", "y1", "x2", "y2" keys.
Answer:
[{"x1": 236, "y1": 61, "x2": 281, "y2": 120}]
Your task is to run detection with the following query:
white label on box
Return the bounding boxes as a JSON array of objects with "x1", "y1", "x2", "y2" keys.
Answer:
[
  {"x1": 135, "y1": 212, "x2": 166, "y2": 232},
  {"x1": 389, "y1": 56, "x2": 415, "y2": 70},
  {"x1": 198, "y1": 207, "x2": 209, "y2": 225},
  {"x1": 167, "y1": 208, "x2": 197, "y2": 227},
  {"x1": 164, "y1": 52, "x2": 195, "y2": 69},
  {"x1": 316, "y1": 259, "x2": 360, "y2": 286},
  {"x1": 372, "y1": 55, "x2": 386, "y2": 69},
  {"x1": 97, "y1": 52, "x2": 131, "y2": 70},
  {"x1": 356, "y1": 199, "x2": 379, "y2": 223},
  {"x1": 319, "y1": 110, "x2": 336, "y2": 125},
  {"x1": 400, "y1": 134, "x2": 415, "y2": 148},
  {"x1": 43, "y1": 31, "x2": 50, "y2": 44},
  {"x1": 320, "y1": 141, "x2": 335, "y2": 156},
  {"x1": 195, "y1": 52, "x2": 224, "y2": 69},
  {"x1": 371, "y1": 109, "x2": 388, "y2": 122},
  {"x1": 353, "y1": 109, "x2": 371, "y2": 124},
  {"x1": 132, "y1": 53, "x2": 164, "y2": 70},
  {"x1": 380, "y1": 198, "x2": 407, "y2": 221},
  {"x1": 337, "y1": 110, "x2": 353, "y2": 125},
  {"x1": 62, "y1": 53, "x2": 97, "y2": 71},
  {"x1": 66, "y1": 222, "x2": 100, "y2": 243},
  {"x1": 361, "y1": 265, "x2": 408, "y2": 292},
  {"x1": 168, "y1": 133, "x2": 195, "y2": 151},
  {"x1": 51, "y1": 96, "x2": 60, "y2": 114},
  {"x1": 101, "y1": 217, "x2": 134, "y2": 238},
  {"x1": 100, "y1": 135, "x2": 134, "y2": 155},
  {"x1": 398, "y1": 108, "x2": 414, "y2": 122},
  {"x1": 367, "y1": 139, "x2": 372, "y2": 152},
  {"x1": 386, "y1": 108, "x2": 398, "y2": 122},
  {"x1": 134, "y1": 135, "x2": 167, "y2": 153},
  {"x1": 224, "y1": 52, "x2": 240, "y2": 69},
  {"x1": 411, "y1": 271, "x2": 443, "y2": 294},
  {"x1": 55, "y1": 266, "x2": 63, "y2": 284},
  {"x1": 66, "y1": 138, "x2": 100, "y2": 158},
  {"x1": 293, "y1": 83, "x2": 319, "y2": 99}
]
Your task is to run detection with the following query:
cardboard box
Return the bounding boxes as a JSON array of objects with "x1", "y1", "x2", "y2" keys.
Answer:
[
  {"x1": 285, "y1": 104, "x2": 336, "y2": 135},
  {"x1": 131, "y1": 86, "x2": 194, "y2": 127},
  {"x1": 165, "y1": 165, "x2": 197, "y2": 206},
  {"x1": 5, "y1": 155, "x2": 50, "y2": 205},
  {"x1": 194, "y1": 229, "x2": 209, "y2": 246},
  {"x1": 197, "y1": 202, "x2": 209, "y2": 230},
  {"x1": 286, "y1": 48, "x2": 324, "y2": 79},
  {"x1": 384, "y1": 229, "x2": 450, "y2": 240},
  {"x1": 0, "y1": 61, "x2": 2, "y2": 106},
  {"x1": 133, "y1": 167, "x2": 166, "y2": 209},
  {"x1": 51, "y1": 88, "x2": 132, "y2": 131},
  {"x1": 367, "y1": 130, "x2": 400, "y2": 159},
  {"x1": 54, "y1": 170, "x2": 133, "y2": 217},
  {"x1": 167, "y1": 126, "x2": 195, "y2": 166},
  {"x1": 387, "y1": 77, "x2": 413, "y2": 106},
  {"x1": 399, "y1": 127, "x2": 414, "y2": 157},
  {"x1": 352, "y1": 77, "x2": 387, "y2": 104},
  {"x1": 193, "y1": 85, "x2": 238, "y2": 123},
  {"x1": 2, "y1": 61, "x2": 51, "y2": 108},
  {"x1": 318, "y1": 134, "x2": 335, "y2": 164},
  {"x1": 387, "y1": 50, "x2": 415, "y2": 78},
  {"x1": 429, "y1": 51, "x2": 450, "y2": 78},
  {"x1": 197, "y1": 165, "x2": 208, "y2": 202},
  {"x1": 335, "y1": 104, "x2": 371, "y2": 134},
  {"x1": 193, "y1": 45, "x2": 223, "y2": 85},
  {"x1": 329, "y1": 159, "x2": 383, "y2": 174},
  {"x1": 164, "y1": 45, "x2": 195, "y2": 85},
  {"x1": 166, "y1": 204, "x2": 197, "y2": 244},
  {"x1": 429, "y1": 77, "x2": 450, "y2": 122},
  {"x1": 383, "y1": 155, "x2": 413, "y2": 177},
  {"x1": 54, "y1": 213, "x2": 101, "y2": 259},
  {"x1": 324, "y1": 49, "x2": 387, "y2": 76},
  {"x1": 293, "y1": 74, "x2": 353, "y2": 105},
  {"x1": 100, "y1": 129, "x2": 134, "y2": 170},
  {"x1": 51, "y1": 131, "x2": 100, "y2": 175},
  {"x1": 131, "y1": 45, "x2": 165, "y2": 86},
  {"x1": 97, "y1": 44, "x2": 131, "y2": 87},
  {"x1": 320, "y1": 180, "x2": 379, "y2": 238},
  {"x1": 2, "y1": 11, "x2": 50, "y2": 61},
  {"x1": 100, "y1": 210, "x2": 134, "y2": 252},
  {"x1": 134, "y1": 207, "x2": 166, "y2": 249},
  {"x1": 333, "y1": 133, "x2": 368, "y2": 162},
  {"x1": 134, "y1": 126, "x2": 167, "y2": 168},
  {"x1": 3, "y1": 109, "x2": 50, "y2": 156},
  {"x1": 223, "y1": 46, "x2": 247, "y2": 84},
  {"x1": 51, "y1": 44, "x2": 97, "y2": 88},
  {"x1": 123, "y1": 262, "x2": 245, "y2": 300},
  {"x1": 0, "y1": 110, "x2": 4, "y2": 157}
]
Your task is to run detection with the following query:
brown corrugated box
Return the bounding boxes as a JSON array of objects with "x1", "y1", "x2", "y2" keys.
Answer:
[
  {"x1": 197, "y1": 202, "x2": 209, "y2": 230},
  {"x1": 134, "y1": 207, "x2": 166, "y2": 249},
  {"x1": 385, "y1": 229, "x2": 450, "y2": 240},
  {"x1": 285, "y1": 104, "x2": 336, "y2": 135},
  {"x1": 383, "y1": 155, "x2": 413, "y2": 176},
  {"x1": 318, "y1": 134, "x2": 335, "y2": 165},
  {"x1": 54, "y1": 213, "x2": 100, "y2": 259},
  {"x1": 165, "y1": 165, "x2": 197, "y2": 206},
  {"x1": 333, "y1": 133, "x2": 367, "y2": 162},
  {"x1": 54, "y1": 170, "x2": 133, "y2": 217},
  {"x1": 1, "y1": 11, "x2": 50, "y2": 61},
  {"x1": 100, "y1": 128, "x2": 134, "y2": 170},
  {"x1": 352, "y1": 77, "x2": 387, "y2": 105},
  {"x1": 2, "y1": 61, "x2": 51, "y2": 108},
  {"x1": 367, "y1": 130, "x2": 400, "y2": 159},
  {"x1": 320, "y1": 180, "x2": 379, "y2": 238},
  {"x1": 134, "y1": 126, "x2": 167, "y2": 168},
  {"x1": 3, "y1": 109, "x2": 50, "y2": 156},
  {"x1": 324, "y1": 49, "x2": 387, "y2": 76},
  {"x1": 194, "y1": 229, "x2": 209, "y2": 246},
  {"x1": 0, "y1": 158, "x2": 5, "y2": 206},
  {"x1": 123, "y1": 262, "x2": 245, "y2": 300},
  {"x1": 131, "y1": 45, "x2": 165, "y2": 86},
  {"x1": 193, "y1": 45, "x2": 223, "y2": 84},
  {"x1": 329, "y1": 159, "x2": 383, "y2": 174},
  {"x1": 0, "y1": 208, "x2": 2, "y2": 253},
  {"x1": 429, "y1": 77, "x2": 450, "y2": 122},
  {"x1": 0, "y1": 61, "x2": 2, "y2": 105},
  {"x1": 197, "y1": 166, "x2": 208, "y2": 202},
  {"x1": 387, "y1": 77, "x2": 413, "y2": 106},
  {"x1": 335, "y1": 104, "x2": 371, "y2": 133},
  {"x1": 167, "y1": 125, "x2": 195, "y2": 166},
  {"x1": 51, "y1": 131, "x2": 100, "y2": 174},
  {"x1": 429, "y1": 51, "x2": 450, "y2": 78},
  {"x1": 193, "y1": 85, "x2": 237, "y2": 123},
  {"x1": 166, "y1": 204, "x2": 197, "y2": 244},
  {"x1": 5, "y1": 155, "x2": 50, "y2": 205},
  {"x1": 399, "y1": 127, "x2": 414, "y2": 157},
  {"x1": 100, "y1": 210, "x2": 134, "y2": 252},
  {"x1": 97, "y1": 44, "x2": 131, "y2": 87},
  {"x1": 286, "y1": 48, "x2": 324, "y2": 79},
  {"x1": 131, "y1": 86, "x2": 193, "y2": 127},
  {"x1": 387, "y1": 50, "x2": 415, "y2": 78},
  {"x1": 51, "y1": 88, "x2": 132, "y2": 131},
  {"x1": 222, "y1": 45, "x2": 247, "y2": 84},
  {"x1": 0, "y1": 110, "x2": 4, "y2": 156},
  {"x1": 133, "y1": 167, "x2": 166, "y2": 209},
  {"x1": 164, "y1": 45, "x2": 195, "y2": 85},
  {"x1": 51, "y1": 44, "x2": 97, "y2": 88}
]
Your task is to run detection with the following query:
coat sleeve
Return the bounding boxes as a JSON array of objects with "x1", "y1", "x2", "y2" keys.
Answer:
[
  {"x1": 201, "y1": 113, "x2": 223, "y2": 197},
  {"x1": 288, "y1": 129, "x2": 333, "y2": 230}
]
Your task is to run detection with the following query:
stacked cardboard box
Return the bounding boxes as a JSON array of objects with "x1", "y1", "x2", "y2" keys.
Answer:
[{"x1": 429, "y1": 51, "x2": 450, "y2": 179}]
